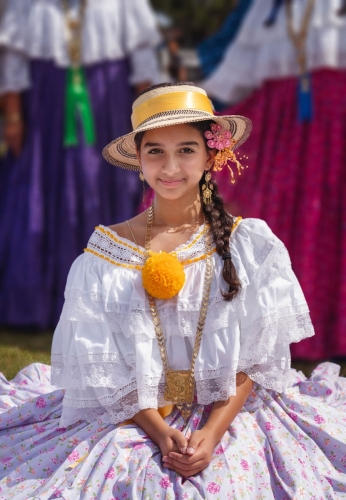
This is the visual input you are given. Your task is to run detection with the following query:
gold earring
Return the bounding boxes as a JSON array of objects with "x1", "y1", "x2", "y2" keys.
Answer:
[
  {"x1": 202, "y1": 171, "x2": 213, "y2": 204},
  {"x1": 139, "y1": 170, "x2": 145, "y2": 202}
]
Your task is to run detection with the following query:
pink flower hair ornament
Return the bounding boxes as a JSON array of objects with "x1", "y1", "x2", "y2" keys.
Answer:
[{"x1": 204, "y1": 124, "x2": 248, "y2": 184}]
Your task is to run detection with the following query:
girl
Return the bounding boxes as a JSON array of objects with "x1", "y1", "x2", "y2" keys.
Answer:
[{"x1": 1, "y1": 82, "x2": 346, "y2": 499}]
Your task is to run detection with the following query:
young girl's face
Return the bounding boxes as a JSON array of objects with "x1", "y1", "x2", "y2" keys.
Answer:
[{"x1": 137, "y1": 124, "x2": 214, "y2": 202}]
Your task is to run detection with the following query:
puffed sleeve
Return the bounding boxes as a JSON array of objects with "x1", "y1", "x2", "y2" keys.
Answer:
[
  {"x1": 124, "y1": 0, "x2": 162, "y2": 85},
  {"x1": 122, "y1": 0, "x2": 161, "y2": 54},
  {"x1": 51, "y1": 252, "x2": 151, "y2": 428},
  {"x1": 231, "y1": 219, "x2": 314, "y2": 392}
]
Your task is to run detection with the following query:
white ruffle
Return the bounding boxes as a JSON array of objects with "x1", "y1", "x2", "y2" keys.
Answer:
[
  {"x1": 0, "y1": 0, "x2": 161, "y2": 93},
  {"x1": 0, "y1": 0, "x2": 160, "y2": 64},
  {"x1": 202, "y1": 0, "x2": 346, "y2": 104},
  {"x1": 51, "y1": 218, "x2": 314, "y2": 426}
]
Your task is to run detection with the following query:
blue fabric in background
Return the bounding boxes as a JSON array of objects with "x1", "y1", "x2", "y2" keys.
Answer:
[{"x1": 197, "y1": 0, "x2": 253, "y2": 78}]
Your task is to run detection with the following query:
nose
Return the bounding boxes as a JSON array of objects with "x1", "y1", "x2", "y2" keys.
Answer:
[{"x1": 161, "y1": 154, "x2": 180, "y2": 175}]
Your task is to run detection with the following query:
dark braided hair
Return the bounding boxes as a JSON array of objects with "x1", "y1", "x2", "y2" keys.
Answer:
[
  {"x1": 191, "y1": 120, "x2": 241, "y2": 301},
  {"x1": 134, "y1": 82, "x2": 241, "y2": 302}
]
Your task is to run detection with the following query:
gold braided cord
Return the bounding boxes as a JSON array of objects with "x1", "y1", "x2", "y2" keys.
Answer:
[
  {"x1": 144, "y1": 204, "x2": 213, "y2": 420},
  {"x1": 286, "y1": 0, "x2": 315, "y2": 76},
  {"x1": 61, "y1": 0, "x2": 87, "y2": 66}
]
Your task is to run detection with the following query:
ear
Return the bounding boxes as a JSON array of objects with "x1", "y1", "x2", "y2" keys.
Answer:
[{"x1": 206, "y1": 148, "x2": 216, "y2": 171}]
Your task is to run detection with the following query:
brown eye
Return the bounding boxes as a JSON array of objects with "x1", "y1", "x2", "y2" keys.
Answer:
[{"x1": 148, "y1": 149, "x2": 162, "y2": 154}]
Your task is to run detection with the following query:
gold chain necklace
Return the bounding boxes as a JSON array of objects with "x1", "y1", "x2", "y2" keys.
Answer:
[
  {"x1": 145, "y1": 204, "x2": 214, "y2": 421},
  {"x1": 61, "y1": 0, "x2": 87, "y2": 66}
]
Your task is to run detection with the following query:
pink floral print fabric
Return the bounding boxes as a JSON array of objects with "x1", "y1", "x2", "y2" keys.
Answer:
[{"x1": 0, "y1": 362, "x2": 346, "y2": 499}]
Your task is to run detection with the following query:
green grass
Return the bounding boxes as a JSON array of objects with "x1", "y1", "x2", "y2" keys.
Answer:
[
  {"x1": 0, "y1": 328, "x2": 345, "y2": 381},
  {"x1": 0, "y1": 329, "x2": 53, "y2": 380}
]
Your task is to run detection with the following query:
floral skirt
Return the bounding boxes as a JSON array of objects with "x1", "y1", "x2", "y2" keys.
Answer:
[{"x1": 0, "y1": 363, "x2": 346, "y2": 499}]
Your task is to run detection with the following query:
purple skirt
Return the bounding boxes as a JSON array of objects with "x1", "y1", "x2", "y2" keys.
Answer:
[{"x1": 0, "y1": 59, "x2": 141, "y2": 329}]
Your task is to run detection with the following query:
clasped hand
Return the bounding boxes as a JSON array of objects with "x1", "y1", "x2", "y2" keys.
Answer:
[{"x1": 159, "y1": 428, "x2": 215, "y2": 477}]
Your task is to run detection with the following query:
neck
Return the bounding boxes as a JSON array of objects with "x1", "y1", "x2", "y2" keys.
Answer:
[{"x1": 152, "y1": 190, "x2": 204, "y2": 228}]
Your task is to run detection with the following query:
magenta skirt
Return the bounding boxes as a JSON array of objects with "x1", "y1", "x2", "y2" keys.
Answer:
[{"x1": 219, "y1": 68, "x2": 346, "y2": 360}]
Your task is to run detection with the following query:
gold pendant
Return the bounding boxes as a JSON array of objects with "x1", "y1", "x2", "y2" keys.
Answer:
[
  {"x1": 164, "y1": 370, "x2": 194, "y2": 404},
  {"x1": 202, "y1": 171, "x2": 213, "y2": 204}
]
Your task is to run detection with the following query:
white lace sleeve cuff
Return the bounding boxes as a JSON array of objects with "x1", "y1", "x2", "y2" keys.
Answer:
[
  {"x1": 0, "y1": 48, "x2": 30, "y2": 94},
  {"x1": 231, "y1": 219, "x2": 314, "y2": 392}
]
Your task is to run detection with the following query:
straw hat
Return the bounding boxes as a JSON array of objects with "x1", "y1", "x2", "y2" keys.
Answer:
[{"x1": 102, "y1": 83, "x2": 252, "y2": 172}]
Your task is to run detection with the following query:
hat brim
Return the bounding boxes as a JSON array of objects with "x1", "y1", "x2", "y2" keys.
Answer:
[{"x1": 102, "y1": 110, "x2": 252, "y2": 172}]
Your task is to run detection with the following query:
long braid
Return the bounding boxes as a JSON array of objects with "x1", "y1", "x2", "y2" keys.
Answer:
[{"x1": 200, "y1": 175, "x2": 241, "y2": 301}]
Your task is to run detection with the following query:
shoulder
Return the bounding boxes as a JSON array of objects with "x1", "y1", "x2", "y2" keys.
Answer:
[
  {"x1": 80, "y1": 214, "x2": 147, "y2": 273},
  {"x1": 230, "y1": 217, "x2": 290, "y2": 282},
  {"x1": 232, "y1": 217, "x2": 280, "y2": 253},
  {"x1": 108, "y1": 211, "x2": 147, "y2": 248},
  {"x1": 232, "y1": 217, "x2": 282, "y2": 246},
  {"x1": 234, "y1": 217, "x2": 274, "y2": 236}
]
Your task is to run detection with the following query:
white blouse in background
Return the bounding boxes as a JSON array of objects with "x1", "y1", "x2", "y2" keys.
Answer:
[
  {"x1": 202, "y1": 0, "x2": 346, "y2": 104},
  {"x1": 51, "y1": 218, "x2": 314, "y2": 427},
  {"x1": 0, "y1": 0, "x2": 162, "y2": 94}
]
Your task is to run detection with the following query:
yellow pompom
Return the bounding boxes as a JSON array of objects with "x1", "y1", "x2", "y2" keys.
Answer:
[{"x1": 142, "y1": 252, "x2": 185, "y2": 300}]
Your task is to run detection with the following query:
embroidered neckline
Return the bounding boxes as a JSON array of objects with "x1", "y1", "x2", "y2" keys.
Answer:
[
  {"x1": 84, "y1": 246, "x2": 217, "y2": 271},
  {"x1": 99, "y1": 222, "x2": 208, "y2": 257},
  {"x1": 84, "y1": 217, "x2": 242, "y2": 271}
]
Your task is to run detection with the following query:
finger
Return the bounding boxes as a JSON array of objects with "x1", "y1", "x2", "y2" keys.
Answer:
[
  {"x1": 171, "y1": 430, "x2": 188, "y2": 454},
  {"x1": 167, "y1": 464, "x2": 205, "y2": 477},
  {"x1": 163, "y1": 456, "x2": 206, "y2": 470},
  {"x1": 186, "y1": 433, "x2": 204, "y2": 455},
  {"x1": 167, "y1": 449, "x2": 205, "y2": 464}
]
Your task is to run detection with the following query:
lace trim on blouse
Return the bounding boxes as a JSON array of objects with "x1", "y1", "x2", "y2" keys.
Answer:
[
  {"x1": 51, "y1": 217, "x2": 315, "y2": 427},
  {"x1": 84, "y1": 217, "x2": 242, "y2": 270}
]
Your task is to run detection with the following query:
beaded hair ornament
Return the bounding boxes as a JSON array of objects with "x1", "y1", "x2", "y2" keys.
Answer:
[{"x1": 204, "y1": 124, "x2": 247, "y2": 183}]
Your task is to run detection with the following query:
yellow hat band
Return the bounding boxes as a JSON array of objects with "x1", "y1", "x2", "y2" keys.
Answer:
[{"x1": 131, "y1": 91, "x2": 214, "y2": 130}]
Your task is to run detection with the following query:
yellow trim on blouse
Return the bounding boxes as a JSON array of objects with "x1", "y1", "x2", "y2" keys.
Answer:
[
  {"x1": 96, "y1": 223, "x2": 209, "y2": 257},
  {"x1": 85, "y1": 217, "x2": 242, "y2": 270}
]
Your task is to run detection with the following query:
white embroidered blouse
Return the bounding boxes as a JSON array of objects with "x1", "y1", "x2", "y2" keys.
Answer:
[
  {"x1": 0, "y1": 0, "x2": 161, "y2": 94},
  {"x1": 51, "y1": 218, "x2": 314, "y2": 427}
]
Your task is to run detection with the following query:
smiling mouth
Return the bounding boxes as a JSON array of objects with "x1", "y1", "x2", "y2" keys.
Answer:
[{"x1": 159, "y1": 178, "x2": 184, "y2": 187}]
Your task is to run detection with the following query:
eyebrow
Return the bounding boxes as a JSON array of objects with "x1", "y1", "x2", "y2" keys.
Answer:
[{"x1": 143, "y1": 141, "x2": 200, "y2": 148}]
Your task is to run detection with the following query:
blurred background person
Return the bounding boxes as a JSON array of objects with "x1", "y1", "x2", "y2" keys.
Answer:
[
  {"x1": 0, "y1": 0, "x2": 162, "y2": 330},
  {"x1": 197, "y1": 0, "x2": 253, "y2": 109},
  {"x1": 201, "y1": 0, "x2": 346, "y2": 360}
]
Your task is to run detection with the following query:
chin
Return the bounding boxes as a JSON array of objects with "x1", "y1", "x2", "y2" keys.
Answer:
[{"x1": 157, "y1": 191, "x2": 185, "y2": 201}]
